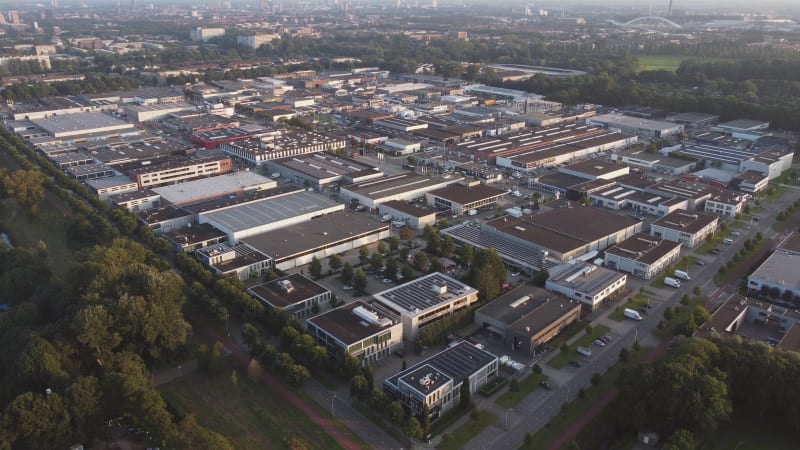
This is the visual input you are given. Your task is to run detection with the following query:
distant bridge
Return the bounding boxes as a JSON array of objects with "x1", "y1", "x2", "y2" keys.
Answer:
[{"x1": 608, "y1": 16, "x2": 682, "y2": 30}]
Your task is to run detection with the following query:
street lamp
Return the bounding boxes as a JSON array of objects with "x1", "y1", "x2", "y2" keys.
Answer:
[
  {"x1": 331, "y1": 393, "x2": 337, "y2": 419},
  {"x1": 225, "y1": 313, "x2": 231, "y2": 337}
]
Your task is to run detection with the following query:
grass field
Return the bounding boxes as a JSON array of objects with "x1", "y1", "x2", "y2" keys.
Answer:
[
  {"x1": 436, "y1": 410, "x2": 497, "y2": 450},
  {"x1": 713, "y1": 413, "x2": 798, "y2": 450},
  {"x1": 495, "y1": 373, "x2": 547, "y2": 408},
  {"x1": 609, "y1": 294, "x2": 650, "y2": 321},
  {"x1": 636, "y1": 55, "x2": 732, "y2": 72},
  {"x1": 548, "y1": 325, "x2": 611, "y2": 370},
  {"x1": 697, "y1": 229, "x2": 732, "y2": 255},
  {"x1": 161, "y1": 370, "x2": 346, "y2": 450}
]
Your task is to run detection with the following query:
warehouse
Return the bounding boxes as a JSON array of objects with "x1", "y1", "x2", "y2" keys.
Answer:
[
  {"x1": 650, "y1": 209, "x2": 719, "y2": 248},
  {"x1": 558, "y1": 159, "x2": 630, "y2": 181},
  {"x1": 339, "y1": 173, "x2": 462, "y2": 210},
  {"x1": 152, "y1": 171, "x2": 277, "y2": 206},
  {"x1": 219, "y1": 131, "x2": 347, "y2": 164},
  {"x1": 123, "y1": 103, "x2": 196, "y2": 123},
  {"x1": 267, "y1": 153, "x2": 383, "y2": 192},
  {"x1": 704, "y1": 190, "x2": 746, "y2": 218},
  {"x1": 377, "y1": 200, "x2": 437, "y2": 230},
  {"x1": 604, "y1": 233, "x2": 682, "y2": 279},
  {"x1": 86, "y1": 175, "x2": 139, "y2": 201},
  {"x1": 425, "y1": 181, "x2": 506, "y2": 215},
  {"x1": 740, "y1": 150, "x2": 794, "y2": 180},
  {"x1": 137, "y1": 205, "x2": 193, "y2": 234},
  {"x1": 307, "y1": 301, "x2": 403, "y2": 364},
  {"x1": 372, "y1": 272, "x2": 479, "y2": 340},
  {"x1": 242, "y1": 211, "x2": 390, "y2": 271},
  {"x1": 586, "y1": 114, "x2": 683, "y2": 139},
  {"x1": 199, "y1": 190, "x2": 344, "y2": 243},
  {"x1": 248, "y1": 274, "x2": 331, "y2": 318},
  {"x1": 30, "y1": 112, "x2": 135, "y2": 139},
  {"x1": 474, "y1": 286, "x2": 581, "y2": 355},
  {"x1": 126, "y1": 155, "x2": 233, "y2": 189},
  {"x1": 110, "y1": 189, "x2": 162, "y2": 212},
  {"x1": 546, "y1": 262, "x2": 627, "y2": 312},
  {"x1": 495, "y1": 132, "x2": 636, "y2": 173}
]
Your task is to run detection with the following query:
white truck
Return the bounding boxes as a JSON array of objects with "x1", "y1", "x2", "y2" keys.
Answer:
[
  {"x1": 674, "y1": 270, "x2": 691, "y2": 280},
  {"x1": 467, "y1": 209, "x2": 478, "y2": 216},
  {"x1": 624, "y1": 308, "x2": 643, "y2": 321},
  {"x1": 664, "y1": 277, "x2": 681, "y2": 288},
  {"x1": 380, "y1": 214, "x2": 392, "y2": 222}
]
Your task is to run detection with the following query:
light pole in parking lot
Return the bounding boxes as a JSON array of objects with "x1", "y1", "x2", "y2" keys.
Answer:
[
  {"x1": 505, "y1": 408, "x2": 513, "y2": 431},
  {"x1": 331, "y1": 393, "x2": 336, "y2": 419}
]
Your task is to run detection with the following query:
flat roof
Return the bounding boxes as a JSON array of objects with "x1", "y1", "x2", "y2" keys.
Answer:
[
  {"x1": 427, "y1": 183, "x2": 506, "y2": 205},
  {"x1": 200, "y1": 190, "x2": 341, "y2": 233},
  {"x1": 652, "y1": 209, "x2": 718, "y2": 235},
  {"x1": 399, "y1": 364, "x2": 451, "y2": 396},
  {"x1": 750, "y1": 251, "x2": 800, "y2": 293},
  {"x1": 181, "y1": 186, "x2": 303, "y2": 215},
  {"x1": 486, "y1": 206, "x2": 641, "y2": 253},
  {"x1": 85, "y1": 175, "x2": 137, "y2": 190},
  {"x1": 275, "y1": 153, "x2": 379, "y2": 180},
  {"x1": 476, "y1": 285, "x2": 579, "y2": 335},
  {"x1": 533, "y1": 172, "x2": 588, "y2": 190},
  {"x1": 605, "y1": 233, "x2": 682, "y2": 265},
  {"x1": 666, "y1": 112, "x2": 719, "y2": 123},
  {"x1": 373, "y1": 272, "x2": 477, "y2": 317},
  {"x1": 342, "y1": 173, "x2": 461, "y2": 200},
  {"x1": 560, "y1": 159, "x2": 626, "y2": 177},
  {"x1": 31, "y1": 112, "x2": 134, "y2": 135},
  {"x1": 443, "y1": 223, "x2": 550, "y2": 270},
  {"x1": 589, "y1": 113, "x2": 681, "y2": 132},
  {"x1": 385, "y1": 341, "x2": 496, "y2": 392},
  {"x1": 242, "y1": 211, "x2": 389, "y2": 260},
  {"x1": 162, "y1": 223, "x2": 227, "y2": 246},
  {"x1": 307, "y1": 301, "x2": 399, "y2": 346},
  {"x1": 248, "y1": 273, "x2": 329, "y2": 309},
  {"x1": 547, "y1": 261, "x2": 627, "y2": 297},
  {"x1": 717, "y1": 119, "x2": 769, "y2": 131},
  {"x1": 198, "y1": 242, "x2": 271, "y2": 273},
  {"x1": 779, "y1": 232, "x2": 800, "y2": 255},
  {"x1": 137, "y1": 205, "x2": 192, "y2": 224},
  {"x1": 111, "y1": 188, "x2": 160, "y2": 203},
  {"x1": 152, "y1": 172, "x2": 276, "y2": 205},
  {"x1": 381, "y1": 200, "x2": 437, "y2": 218},
  {"x1": 734, "y1": 171, "x2": 768, "y2": 184}
]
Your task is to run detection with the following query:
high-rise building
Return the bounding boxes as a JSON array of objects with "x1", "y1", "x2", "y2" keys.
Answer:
[{"x1": 190, "y1": 27, "x2": 226, "y2": 42}]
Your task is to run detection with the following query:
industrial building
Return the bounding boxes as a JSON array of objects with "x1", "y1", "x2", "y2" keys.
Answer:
[
  {"x1": 424, "y1": 181, "x2": 506, "y2": 215},
  {"x1": 740, "y1": 150, "x2": 794, "y2": 180},
  {"x1": 339, "y1": 173, "x2": 462, "y2": 210},
  {"x1": 267, "y1": 153, "x2": 383, "y2": 192},
  {"x1": 198, "y1": 190, "x2": 344, "y2": 242},
  {"x1": 665, "y1": 112, "x2": 719, "y2": 129},
  {"x1": 162, "y1": 223, "x2": 228, "y2": 253},
  {"x1": 152, "y1": 172, "x2": 277, "y2": 206},
  {"x1": 474, "y1": 286, "x2": 582, "y2": 355},
  {"x1": 306, "y1": 301, "x2": 403, "y2": 364},
  {"x1": 383, "y1": 342, "x2": 498, "y2": 419},
  {"x1": 588, "y1": 185, "x2": 688, "y2": 217},
  {"x1": 110, "y1": 189, "x2": 162, "y2": 212},
  {"x1": 731, "y1": 171, "x2": 769, "y2": 194},
  {"x1": 123, "y1": 103, "x2": 195, "y2": 123},
  {"x1": 248, "y1": 274, "x2": 331, "y2": 318},
  {"x1": 85, "y1": 175, "x2": 139, "y2": 200},
  {"x1": 545, "y1": 262, "x2": 628, "y2": 312},
  {"x1": 30, "y1": 112, "x2": 135, "y2": 139},
  {"x1": 604, "y1": 233, "x2": 682, "y2": 280},
  {"x1": 377, "y1": 200, "x2": 438, "y2": 230},
  {"x1": 747, "y1": 233, "x2": 800, "y2": 303},
  {"x1": 650, "y1": 209, "x2": 719, "y2": 248},
  {"x1": 137, "y1": 205, "x2": 193, "y2": 234},
  {"x1": 126, "y1": 155, "x2": 233, "y2": 189},
  {"x1": 372, "y1": 272, "x2": 479, "y2": 340},
  {"x1": 704, "y1": 190, "x2": 746, "y2": 218},
  {"x1": 558, "y1": 159, "x2": 630, "y2": 181},
  {"x1": 241, "y1": 211, "x2": 390, "y2": 271},
  {"x1": 195, "y1": 242, "x2": 272, "y2": 281},
  {"x1": 586, "y1": 114, "x2": 683, "y2": 139},
  {"x1": 219, "y1": 131, "x2": 347, "y2": 164}
]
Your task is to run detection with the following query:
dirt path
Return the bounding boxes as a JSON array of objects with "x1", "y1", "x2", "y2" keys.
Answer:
[{"x1": 185, "y1": 310, "x2": 362, "y2": 450}]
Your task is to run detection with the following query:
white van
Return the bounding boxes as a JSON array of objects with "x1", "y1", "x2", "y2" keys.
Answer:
[{"x1": 722, "y1": 238, "x2": 734, "y2": 245}]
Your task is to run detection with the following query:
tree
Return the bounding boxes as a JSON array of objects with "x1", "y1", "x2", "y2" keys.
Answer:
[
  {"x1": 377, "y1": 240, "x2": 387, "y2": 254},
  {"x1": 369, "y1": 251, "x2": 384, "y2": 272},
  {"x1": 359, "y1": 245, "x2": 370, "y2": 265},
  {"x1": 404, "y1": 417, "x2": 423, "y2": 440},
  {"x1": 1, "y1": 169, "x2": 46, "y2": 213},
  {"x1": 353, "y1": 268, "x2": 368, "y2": 294},
  {"x1": 388, "y1": 401, "x2": 405, "y2": 423},
  {"x1": 390, "y1": 236, "x2": 400, "y2": 252},
  {"x1": 662, "y1": 429, "x2": 698, "y2": 450},
  {"x1": 385, "y1": 257, "x2": 398, "y2": 280},
  {"x1": 1, "y1": 392, "x2": 73, "y2": 449},
  {"x1": 401, "y1": 264, "x2": 414, "y2": 282},
  {"x1": 350, "y1": 375, "x2": 369, "y2": 400},
  {"x1": 459, "y1": 244, "x2": 474, "y2": 269},
  {"x1": 341, "y1": 262, "x2": 354, "y2": 286},
  {"x1": 420, "y1": 403, "x2": 431, "y2": 439},
  {"x1": 328, "y1": 254, "x2": 342, "y2": 271},
  {"x1": 413, "y1": 251, "x2": 429, "y2": 271},
  {"x1": 442, "y1": 235, "x2": 455, "y2": 257},
  {"x1": 399, "y1": 226, "x2": 413, "y2": 241},
  {"x1": 309, "y1": 256, "x2": 323, "y2": 278}
]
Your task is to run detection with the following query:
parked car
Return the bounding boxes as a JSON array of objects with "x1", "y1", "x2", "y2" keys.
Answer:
[
  {"x1": 711, "y1": 248, "x2": 722, "y2": 255},
  {"x1": 695, "y1": 260, "x2": 706, "y2": 266},
  {"x1": 731, "y1": 231, "x2": 742, "y2": 236},
  {"x1": 510, "y1": 271, "x2": 520, "y2": 277},
  {"x1": 539, "y1": 381, "x2": 553, "y2": 391},
  {"x1": 569, "y1": 360, "x2": 582, "y2": 368},
  {"x1": 593, "y1": 339, "x2": 606, "y2": 347},
  {"x1": 382, "y1": 278, "x2": 393, "y2": 284},
  {"x1": 601, "y1": 335, "x2": 612, "y2": 343},
  {"x1": 342, "y1": 285, "x2": 353, "y2": 290}
]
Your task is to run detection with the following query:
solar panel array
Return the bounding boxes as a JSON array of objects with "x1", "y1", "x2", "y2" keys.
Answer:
[
  {"x1": 444, "y1": 224, "x2": 554, "y2": 271},
  {"x1": 378, "y1": 273, "x2": 475, "y2": 314}
]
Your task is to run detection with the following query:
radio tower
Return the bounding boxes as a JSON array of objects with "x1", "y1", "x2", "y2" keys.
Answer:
[{"x1": 668, "y1": 0, "x2": 673, "y2": 16}]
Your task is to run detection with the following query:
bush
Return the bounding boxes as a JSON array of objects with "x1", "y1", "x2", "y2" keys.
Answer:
[
  {"x1": 509, "y1": 379, "x2": 520, "y2": 392},
  {"x1": 532, "y1": 364, "x2": 542, "y2": 374},
  {"x1": 590, "y1": 373, "x2": 601, "y2": 385},
  {"x1": 524, "y1": 432, "x2": 534, "y2": 445}
]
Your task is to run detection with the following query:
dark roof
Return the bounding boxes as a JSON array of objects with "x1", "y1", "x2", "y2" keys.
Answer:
[
  {"x1": 110, "y1": 188, "x2": 160, "y2": 203},
  {"x1": 381, "y1": 200, "x2": 437, "y2": 218},
  {"x1": 307, "y1": 301, "x2": 398, "y2": 345},
  {"x1": 162, "y1": 223, "x2": 227, "y2": 246},
  {"x1": 242, "y1": 212, "x2": 389, "y2": 261},
  {"x1": 427, "y1": 183, "x2": 506, "y2": 205},
  {"x1": 137, "y1": 205, "x2": 191, "y2": 224},
  {"x1": 181, "y1": 186, "x2": 304, "y2": 215},
  {"x1": 475, "y1": 285, "x2": 579, "y2": 336},
  {"x1": 248, "y1": 273, "x2": 329, "y2": 309},
  {"x1": 652, "y1": 209, "x2": 718, "y2": 235},
  {"x1": 605, "y1": 233, "x2": 682, "y2": 265},
  {"x1": 779, "y1": 232, "x2": 800, "y2": 255},
  {"x1": 385, "y1": 341, "x2": 496, "y2": 391}
]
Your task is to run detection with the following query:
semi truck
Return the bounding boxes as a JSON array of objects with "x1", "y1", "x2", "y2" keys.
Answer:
[
  {"x1": 664, "y1": 277, "x2": 681, "y2": 288},
  {"x1": 624, "y1": 308, "x2": 643, "y2": 321},
  {"x1": 674, "y1": 270, "x2": 691, "y2": 280}
]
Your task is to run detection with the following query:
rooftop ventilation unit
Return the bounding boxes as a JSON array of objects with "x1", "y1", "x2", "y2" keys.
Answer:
[
  {"x1": 353, "y1": 306, "x2": 392, "y2": 327},
  {"x1": 431, "y1": 285, "x2": 448, "y2": 296},
  {"x1": 277, "y1": 279, "x2": 295, "y2": 293},
  {"x1": 510, "y1": 295, "x2": 531, "y2": 309}
]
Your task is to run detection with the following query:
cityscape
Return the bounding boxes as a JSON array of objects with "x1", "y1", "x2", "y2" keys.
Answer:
[{"x1": 0, "y1": 1, "x2": 799, "y2": 449}]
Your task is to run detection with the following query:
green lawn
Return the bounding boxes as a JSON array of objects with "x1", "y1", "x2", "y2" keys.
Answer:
[
  {"x1": 697, "y1": 229, "x2": 732, "y2": 255},
  {"x1": 522, "y1": 349, "x2": 650, "y2": 450},
  {"x1": 548, "y1": 325, "x2": 611, "y2": 369},
  {"x1": 609, "y1": 294, "x2": 650, "y2": 321},
  {"x1": 730, "y1": 220, "x2": 746, "y2": 229},
  {"x1": 765, "y1": 186, "x2": 786, "y2": 202},
  {"x1": 495, "y1": 373, "x2": 547, "y2": 408},
  {"x1": 161, "y1": 370, "x2": 347, "y2": 450},
  {"x1": 436, "y1": 410, "x2": 497, "y2": 450},
  {"x1": 636, "y1": 54, "x2": 688, "y2": 72},
  {"x1": 656, "y1": 296, "x2": 705, "y2": 338}
]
